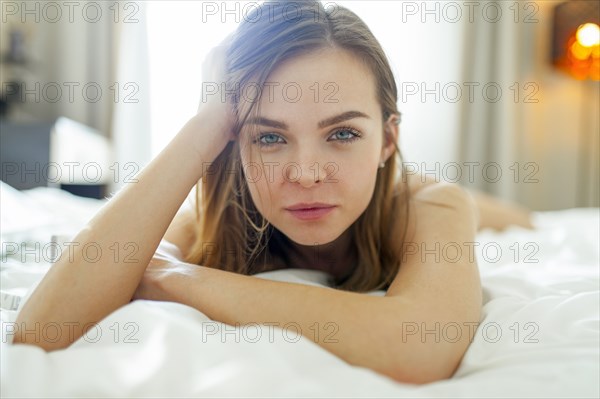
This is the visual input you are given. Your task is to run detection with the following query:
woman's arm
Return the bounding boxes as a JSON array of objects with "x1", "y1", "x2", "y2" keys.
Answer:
[
  {"x1": 12, "y1": 111, "x2": 229, "y2": 351},
  {"x1": 466, "y1": 188, "x2": 534, "y2": 231},
  {"x1": 133, "y1": 258, "x2": 450, "y2": 385},
  {"x1": 131, "y1": 183, "x2": 482, "y2": 385},
  {"x1": 12, "y1": 39, "x2": 235, "y2": 351}
]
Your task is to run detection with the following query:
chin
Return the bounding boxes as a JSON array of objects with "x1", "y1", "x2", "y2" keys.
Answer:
[
  {"x1": 290, "y1": 236, "x2": 334, "y2": 246},
  {"x1": 283, "y1": 229, "x2": 341, "y2": 246}
]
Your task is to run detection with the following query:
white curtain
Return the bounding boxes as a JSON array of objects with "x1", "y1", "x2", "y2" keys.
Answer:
[
  {"x1": 146, "y1": 1, "x2": 239, "y2": 156},
  {"x1": 109, "y1": 3, "x2": 152, "y2": 195}
]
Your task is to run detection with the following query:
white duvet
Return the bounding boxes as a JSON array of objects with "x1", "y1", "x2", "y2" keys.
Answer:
[{"x1": 1, "y1": 183, "x2": 599, "y2": 398}]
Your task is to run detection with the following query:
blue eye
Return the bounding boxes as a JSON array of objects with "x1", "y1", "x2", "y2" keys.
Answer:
[
  {"x1": 252, "y1": 127, "x2": 362, "y2": 148},
  {"x1": 252, "y1": 133, "x2": 281, "y2": 147},
  {"x1": 330, "y1": 127, "x2": 362, "y2": 144}
]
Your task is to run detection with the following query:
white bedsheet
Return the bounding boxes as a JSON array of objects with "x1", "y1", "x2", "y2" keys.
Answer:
[{"x1": 1, "y1": 184, "x2": 599, "y2": 398}]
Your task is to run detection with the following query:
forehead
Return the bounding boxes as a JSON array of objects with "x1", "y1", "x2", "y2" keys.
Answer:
[{"x1": 255, "y1": 49, "x2": 380, "y2": 121}]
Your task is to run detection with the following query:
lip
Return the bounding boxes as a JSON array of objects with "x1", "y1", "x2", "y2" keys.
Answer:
[
  {"x1": 285, "y1": 202, "x2": 335, "y2": 211},
  {"x1": 285, "y1": 203, "x2": 337, "y2": 221}
]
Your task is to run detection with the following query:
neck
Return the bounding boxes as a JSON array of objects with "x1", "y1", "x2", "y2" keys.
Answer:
[{"x1": 276, "y1": 227, "x2": 357, "y2": 277}]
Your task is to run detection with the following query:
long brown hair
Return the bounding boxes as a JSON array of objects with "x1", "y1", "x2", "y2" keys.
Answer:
[{"x1": 185, "y1": 0, "x2": 411, "y2": 292}]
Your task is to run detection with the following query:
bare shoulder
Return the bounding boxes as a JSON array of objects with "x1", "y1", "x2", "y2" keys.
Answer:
[
  {"x1": 404, "y1": 173, "x2": 439, "y2": 195},
  {"x1": 398, "y1": 173, "x2": 474, "y2": 206},
  {"x1": 393, "y1": 174, "x2": 477, "y2": 240},
  {"x1": 387, "y1": 175, "x2": 481, "y2": 299}
]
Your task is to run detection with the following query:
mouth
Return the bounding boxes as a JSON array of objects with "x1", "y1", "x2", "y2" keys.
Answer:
[{"x1": 286, "y1": 205, "x2": 337, "y2": 221}]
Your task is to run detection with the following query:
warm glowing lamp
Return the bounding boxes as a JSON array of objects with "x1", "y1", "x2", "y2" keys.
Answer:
[
  {"x1": 552, "y1": 2, "x2": 600, "y2": 81},
  {"x1": 576, "y1": 23, "x2": 600, "y2": 47}
]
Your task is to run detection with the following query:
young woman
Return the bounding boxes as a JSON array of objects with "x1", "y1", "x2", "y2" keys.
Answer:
[{"x1": 14, "y1": 0, "x2": 533, "y2": 384}]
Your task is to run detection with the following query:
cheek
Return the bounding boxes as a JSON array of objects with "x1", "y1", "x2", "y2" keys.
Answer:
[
  {"x1": 340, "y1": 160, "x2": 378, "y2": 193},
  {"x1": 336, "y1": 147, "x2": 379, "y2": 179}
]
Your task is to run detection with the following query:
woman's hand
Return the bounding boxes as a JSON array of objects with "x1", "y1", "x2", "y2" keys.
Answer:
[
  {"x1": 179, "y1": 35, "x2": 237, "y2": 166},
  {"x1": 131, "y1": 258, "x2": 201, "y2": 303},
  {"x1": 131, "y1": 243, "x2": 201, "y2": 303}
]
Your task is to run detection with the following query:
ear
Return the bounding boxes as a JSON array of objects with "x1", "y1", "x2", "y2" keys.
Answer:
[{"x1": 380, "y1": 114, "x2": 400, "y2": 163}]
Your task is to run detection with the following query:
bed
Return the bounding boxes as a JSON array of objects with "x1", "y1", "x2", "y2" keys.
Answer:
[{"x1": 1, "y1": 181, "x2": 598, "y2": 398}]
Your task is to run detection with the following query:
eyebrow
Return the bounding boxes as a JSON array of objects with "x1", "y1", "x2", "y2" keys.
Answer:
[{"x1": 246, "y1": 110, "x2": 371, "y2": 130}]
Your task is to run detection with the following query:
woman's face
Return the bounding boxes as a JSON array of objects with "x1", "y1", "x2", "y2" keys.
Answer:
[{"x1": 239, "y1": 48, "x2": 396, "y2": 246}]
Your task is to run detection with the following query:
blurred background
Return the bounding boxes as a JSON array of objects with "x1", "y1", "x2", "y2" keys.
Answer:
[{"x1": 1, "y1": 0, "x2": 598, "y2": 210}]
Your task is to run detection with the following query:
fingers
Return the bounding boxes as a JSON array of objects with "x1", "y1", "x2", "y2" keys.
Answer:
[
  {"x1": 201, "y1": 46, "x2": 228, "y2": 85},
  {"x1": 219, "y1": 31, "x2": 235, "y2": 48}
]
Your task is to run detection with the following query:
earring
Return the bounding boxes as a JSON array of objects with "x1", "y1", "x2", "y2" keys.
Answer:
[{"x1": 378, "y1": 161, "x2": 385, "y2": 169}]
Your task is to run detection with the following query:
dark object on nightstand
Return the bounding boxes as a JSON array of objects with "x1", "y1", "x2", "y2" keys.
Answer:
[{"x1": 0, "y1": 119, "x2": 53, "y2": 190}]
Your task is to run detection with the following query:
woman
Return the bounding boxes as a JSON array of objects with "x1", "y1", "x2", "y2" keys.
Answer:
[{"x1": 14, "y1": 0, "x2": 533, "y2": 384}]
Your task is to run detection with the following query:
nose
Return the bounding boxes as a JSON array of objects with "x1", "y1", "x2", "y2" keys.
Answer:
[{"x1": 284, "y1": 155, "x2": 329, "y2": 188}]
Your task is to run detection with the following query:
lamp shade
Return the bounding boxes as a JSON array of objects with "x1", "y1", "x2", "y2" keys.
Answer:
[{"x1": 552, "y1": 0, "x2": 600, "y2": 80}]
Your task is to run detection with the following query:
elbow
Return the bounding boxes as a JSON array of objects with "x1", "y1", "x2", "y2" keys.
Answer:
[
  {"x1": 12, "y1": 331, "x2": 72, "y2": 353},
  {"x1": 380, "y1": 331, "x2": 466, "y2": 385},
  {"x1": 385, "y1": 357, "x2": 459, "y2": 385},
  {"x1": 387, "y1": 367, "x2": 454, "y2": 386},
  {"x1": 10, "y1": 316, "x2": 77, "y2": 352}
]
